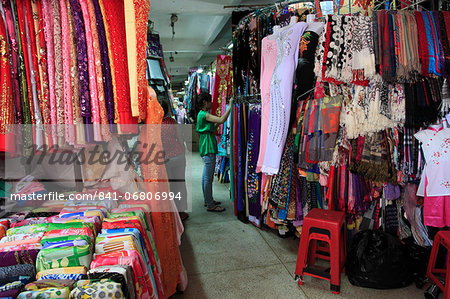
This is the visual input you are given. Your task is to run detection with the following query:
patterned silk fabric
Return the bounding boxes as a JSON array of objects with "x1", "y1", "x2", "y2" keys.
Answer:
[
  {"x1": 0, "y1": 15, "x2": 14, "y2": 153},
  {"x1": 211, "y1": 55, "x2": 232, "y2": 121}
]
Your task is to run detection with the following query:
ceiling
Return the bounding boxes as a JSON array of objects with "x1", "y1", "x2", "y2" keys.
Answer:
[{"x1": 149, "y1": 0, "x2": 277, "y2": 88}]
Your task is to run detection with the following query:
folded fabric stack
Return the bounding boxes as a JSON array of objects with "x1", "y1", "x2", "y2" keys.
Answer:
[
  {"x1": 0, "y1": 219, "x2": 9, "y2": 239},
  {"x1": 1, "y1": 200, "x2": 170, "y2": 298},
  {"x1": 18, "y1": 279, "x2": 75, "y2": 299},
  {"x1": 90, "y1": 205, "x2": 164, "y2": 298},
  {"x1": 14, "y1": 175, "x2": 47, "y2": 200},
  {"x1": 0, "y1": 212, "x2": 41, "y2": 298}
]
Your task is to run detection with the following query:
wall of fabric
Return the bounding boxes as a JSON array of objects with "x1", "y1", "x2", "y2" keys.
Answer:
[
  {"x1": 231, "y1": 9, "x2": 450, "y2": 244},
  {"x1": 0, "y1": 0, "x2": 153, "y2": 151},
  {"x1": 0, "y1": 1, "x2": 187, "y2": 297}
]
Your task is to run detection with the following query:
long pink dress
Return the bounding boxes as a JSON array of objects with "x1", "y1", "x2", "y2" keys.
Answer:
[
  {"x1": 256, "y1": 37, "x2": 277, "y2": 173},
  {"x1": 59, "y1": 0, "x2": 75, "y2": 144},
  {"x1": 415, "y1": 125, "x2": 450, "y2": 227},
  {"x1": 261, "y1": 21, "x2": 307, "y2": 175}
]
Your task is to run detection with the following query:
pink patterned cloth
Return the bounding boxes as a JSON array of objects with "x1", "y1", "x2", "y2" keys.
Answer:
[
  {"x1": 424, "y1": 177, "x2": 450, "y2": 228},
  {"x1": 87, "y1": 0, "x2": 111, "y2": 141},
  {"x1": 41, "y1": 0, "x2": 56, "y2": 128},
  {"x1": 79, "y1": 0, "x2": 101, "y2": 141},
  {"x1": 60, "y1": 0, "x2": 75, "y2": 144},
  {"x1": 51, "y1": 0, "x2": 65, "y2": 135},
  {"x1": 0, "y1": 243, "x2": 42, "y2": 252}
]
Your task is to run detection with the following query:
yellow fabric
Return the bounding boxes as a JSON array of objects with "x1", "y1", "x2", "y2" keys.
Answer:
[
  {"x1": 36, "y1": 266, "x2": 87, "y2": 280},
  {"x1": 125, "y1": 0, "x2": 139, "y2": 117}
]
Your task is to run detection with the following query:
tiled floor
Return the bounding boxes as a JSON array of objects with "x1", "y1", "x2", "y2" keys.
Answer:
[{"x1": 173, "y1": 154, "x2": 425, "y2": 299}]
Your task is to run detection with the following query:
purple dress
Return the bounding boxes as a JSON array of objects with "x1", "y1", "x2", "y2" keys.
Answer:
[
  {"x1": 68, "y1": 0, "x2": 90, "y2": 119},
  {"x1": 91, "y1": 0, "x2": 115, "y2": 127},
  {"x1": 247, "y1": 104, "x2": 262, "y2": 226}
]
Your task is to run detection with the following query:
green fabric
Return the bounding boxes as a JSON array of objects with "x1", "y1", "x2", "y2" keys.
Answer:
[
  {"x1": 106, "y1": 212, "x2": 160, "y2": 268},
  {"x1": 196, "y1": 110, "x2": 218, "y2": 157},
  {"x1": 36, "y1": 245, "x2": 92, "y2": 272}
]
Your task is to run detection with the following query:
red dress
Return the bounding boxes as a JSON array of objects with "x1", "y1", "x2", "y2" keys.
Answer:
[
  {"x1": 102, "y1": 0, "x2": 137, "y2": 132},
  {"x1": 0, "y1": 17, "x2": 15, "y2": 154}
]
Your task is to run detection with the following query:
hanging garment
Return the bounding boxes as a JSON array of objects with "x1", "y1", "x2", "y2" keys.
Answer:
[
  {"x1": 125, "y1": 0, "x2": 150, "y2": 121},
  {"x1": 101, "y1": 0, "x2": 135, "y2": 131},
  {"x1": 270, "y1": 133, "x2": 295, "y2": 221},
  {"x1": 86, "y1": 0, "x2": 110, "y2": 141},
  {"x1": 415, "y1": 125, "x2": 450, "y2": 227},
  {"x1": 68, "y1": 0, "x2": 91, "y2": 136},
  {"x1": 91, "y1": 0, "x2": 114, "y2": 127},
  {"x1": 257, "y1": 36, "x2": 277, "y2": 172},
  {"x1": 79, "y1": 0, "x2": 103, "y2": 141},
  {"x1": 211, "y1": 55, "x2": 232, "y2": 121},
  {"x1": 16, "y1": 0, "x2": 35, "y2": 125},
  {"x1": 292, "y1": 29, "x2": 322, "y2": 105},
  {"x1": 59, "y1": 0, "x2": 74, "y2": 144},
  {"x1": 247, "y1": 104, "x2": 262, "y2": 227},
  {"x1": 0, "y1": 15, "x2": 15, "y2": 154},
  {"x1": 261, "y1": 21, "x2": 307, "y2": 175},
  {"x1": 139, "y1": 86, "x2": 182, "y2": 299}
]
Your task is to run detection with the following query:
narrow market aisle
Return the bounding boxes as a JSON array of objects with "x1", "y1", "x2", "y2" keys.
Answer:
[{"x1": 173, "y1": 155, "x2": 424, "y2": 299}]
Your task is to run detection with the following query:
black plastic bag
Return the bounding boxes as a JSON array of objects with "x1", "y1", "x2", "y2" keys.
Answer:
[{"x1": 347, "y1": 230, "x2": 415, "y2": 289}]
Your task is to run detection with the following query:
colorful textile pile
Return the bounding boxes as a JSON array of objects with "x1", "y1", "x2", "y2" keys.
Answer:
[{"x1": 0, "y1": 198, "x2": 185, "y2": 298}]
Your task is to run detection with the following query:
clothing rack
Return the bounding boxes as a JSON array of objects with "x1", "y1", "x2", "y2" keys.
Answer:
[
  {"x1": 235, "y1": 0, "x2": 313, "y2": 27},
  {"x1": 373, "y1": 0, "x2": 429, "y2": 10}
]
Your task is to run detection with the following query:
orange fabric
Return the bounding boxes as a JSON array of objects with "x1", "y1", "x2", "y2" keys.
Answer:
[
  {"x1": 135, "y1": 0, "x2": 150, "y2": 121},
  {"x1": 140, "y1": 87, "x2": 182, "y2": 298}
]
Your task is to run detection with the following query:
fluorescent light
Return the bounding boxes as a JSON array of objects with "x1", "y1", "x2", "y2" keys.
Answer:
[{"x1": 227, "y1": 42, "x2": 233, "y2": 49}]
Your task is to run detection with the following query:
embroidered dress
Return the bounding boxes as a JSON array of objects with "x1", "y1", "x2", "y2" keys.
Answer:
[
  {"x1": 211, "y1": 55, "x2": 232, "y2": 123},
  {"x1": 257, "y1": 37, "x2": 277, "y2": 172},
  {"x1": 261, "y1": 21, "x2": 307, "y2": 175}
]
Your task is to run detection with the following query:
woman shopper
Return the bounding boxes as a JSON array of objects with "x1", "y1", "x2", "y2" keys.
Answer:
[
  {"x1": 160, "y1": 100, "x2": 189, "y2": 221},
  {"x1": 196, "y1": 92, "x2": 233, "y2": 212}
]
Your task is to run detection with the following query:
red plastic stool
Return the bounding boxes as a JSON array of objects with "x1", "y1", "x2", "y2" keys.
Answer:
[
  {"x1": 295, "y1": 208, "x2": 346, "y2": 294},
  {"x1": 427, "y1": 231, "x2": 450, "y2": 298}
]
